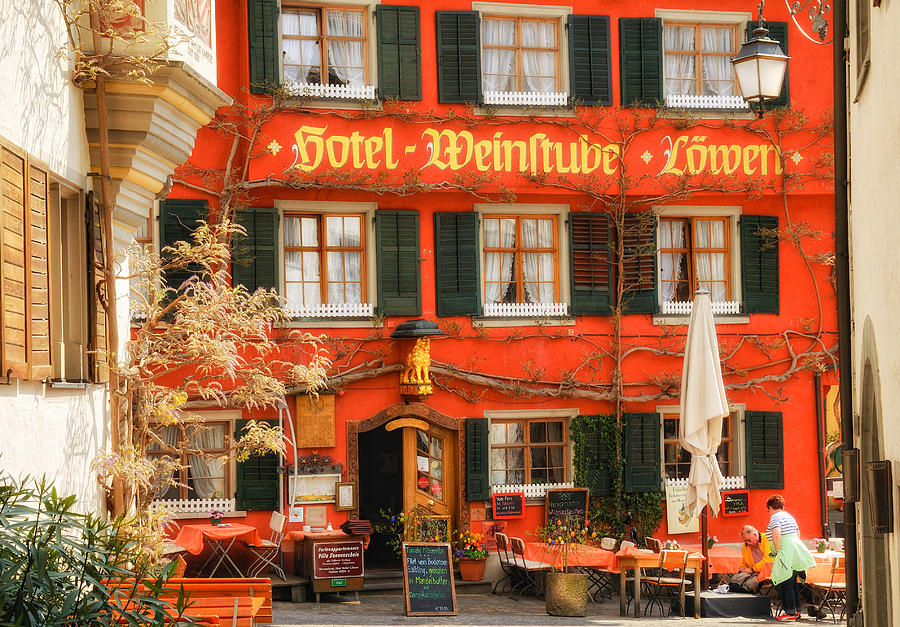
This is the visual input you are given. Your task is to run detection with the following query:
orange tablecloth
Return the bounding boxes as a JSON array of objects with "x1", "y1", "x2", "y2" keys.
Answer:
[
  {"x1": 679, "y1": 544, "x2": 743, "y2": 574},
  {"x1": 524, "y1": 542, "x2": 617, "y2": 571},
  {"x1": 759, "y1": 550, "x2": 844, "y2": 584},
  {"x1": 285, "y1": 529, "x2": 370, "y2": 551},
  {"x1": 172, "y1": 523, "x2": 263, "y2": 555}
]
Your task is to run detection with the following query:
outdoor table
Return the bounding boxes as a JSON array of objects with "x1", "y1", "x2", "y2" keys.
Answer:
[
  {"x1": 523, "y1": 542, "x2": 616, "y2": 571},
  {"x1": 679, "y1": 543, "x2": 743, "y2": 574},
  {"x1": 172, "y1": 522, "x2": 263, "y2": 578},
  {"x1": 617, "y1": 545, "x2": 704, "y2": 618}
]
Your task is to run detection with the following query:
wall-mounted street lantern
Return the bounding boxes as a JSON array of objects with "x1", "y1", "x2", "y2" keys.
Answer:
[{"x1": 731, "y1": 1, "x2": 790, "y2": 118}]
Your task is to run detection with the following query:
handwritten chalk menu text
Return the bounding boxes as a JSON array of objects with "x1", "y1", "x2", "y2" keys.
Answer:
[
  {"x1": 402, "y1": 543, "x2": 457, "y2": 616},
  {"x1": 545, "y1": 487, "x2": 589, "y2": 525},
  {"x1": 721, "y1": 490, "x2": 751, "y2": 517},
  {"x1": 312, "y1": 541, "x2": 364, "y2": 578},
  {"x1": 492, "y1": 492, "x2": 525, "y2": 519}
]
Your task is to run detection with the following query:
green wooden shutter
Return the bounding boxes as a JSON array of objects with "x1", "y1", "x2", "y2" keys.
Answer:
[
  {"x1": 740, "y1": 215, "x2": 779, "y2": 314},
  {"x1": 466, "y1": 417, "x2": 490, "y2": 501},
  {"x1": 623, "y1": 412, "x2": 661, "y2": 493},
  {"x1": 248, "y1": 0, "x2": 280, "y2": 94},
  {"x1": 619, "y1": 17, "x2": 663, "y2": 106},
  {"x1": 436, "y1": 11, "x2": 481, "y2": 103},
  {"x1": 568, "y1": 15, "x2": 612, "y2": 106},
  {"x1": 233, "y1": 209, "x2": 279, "y2": 293},
  {"x1": 235, "y1": 419, "x2": 281, "y2": 511},
  {"x1": 747, "y1": 21, "x2": 789, "y2": 108},
  {"x1": 620, "y1": 212, "x2": 657, "y2": 313},
  {"x1": 569, "y1": 213, "x2": 613, "y2": 315},
  {"x1": 377, "y1": 5, "x2": 422, "y2": 100},
  {"x1": 574, "y1": 416, "x2": 612, "y2": 497},
  {"x1": 434, "y1": 212, "x2": 480, "y2": 317},
  {"x1": 376, "y1": 210, "x2": 421, "y2": 315},
  {"x1": 159, "y1": 199, "x2": 207, "y2": 293},
  {"x1": 745, "y1": 410, "x2": 784, "y2": 489}
]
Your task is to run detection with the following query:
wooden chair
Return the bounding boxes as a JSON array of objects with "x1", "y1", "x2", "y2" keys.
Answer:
[
  {"x1": 243, "y1": 511, "x2": 286, "y2": 580},
  {"x1": 492, "y1": 532, "x2": 516, "y2": 595},
  {"x1": 645, "y1": 537, "x2": 662, "y2": 553},
  {"x1": 508, "y1": 536, "x2": 551, "y2": 600},
  {"x1": 642, "y1": 549, "x2": 692, "y2": 617},
  {"x1": 809, "y1": 556, "x2": 846, "y2": 623}
]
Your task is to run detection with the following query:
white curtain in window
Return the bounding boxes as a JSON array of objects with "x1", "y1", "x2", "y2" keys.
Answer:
[
  {"x1": 483, "y1": 219, "x2": 515, "y2": 304},
  {"x1": 282, "y1": 11, "x2": 321, "y2": 83},
  {"x1": 326, "y1": 10, "x2": 365, "y2": 86},
  {"x1": 694, "y1": 220, "x2": 727, "y2": 301},
  {"x1": 152, "y1": 426, "x2": 180, "y2": 498},
  {"x1": 188, "y1": 426, "x2": 225, "y2": 499},
  {"x1": 520, "y1": 21, "x2": 556, "y2": 93},
  {"x1": 664, "y1": 26, "x2": 696, "y2": 96},
  {"x1": 521, "y1": 219, "x2": 554, "y2": 303},
  {"x1": 659, "y1": 220, "x2": 686, "y2": 302},
  {"x1": 482, "y1": 19, "x2": 516, "y2": 91},
  {"x1": 701, "y1": 27, "x2": 734, "y2": 96}
]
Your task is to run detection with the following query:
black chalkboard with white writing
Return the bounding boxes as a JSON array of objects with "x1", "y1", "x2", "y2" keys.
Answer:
[
  {"x1": 492, "y1": 492, "x2": 525, "y2": 519},
  {"x1": 402, "y1": 543, "x2": 457, "y2": 616},
  {"x1": 721, "y1": 490, "x2": 750, "y2": 516},
  {"x1": 545, "y1": 487, "x2": 589, "y2": 525}
]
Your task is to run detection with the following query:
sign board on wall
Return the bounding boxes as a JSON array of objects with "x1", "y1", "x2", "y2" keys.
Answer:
[
  {"x1": 312, "y1": 541, "x2": 364, "y2": 579},
  {"x1": 545, "y1": 488, "x2": 589, "y2": 525},
  {"x1": 665, "y1": 482, "x2": 699, "y2": 533},
  {"x1": 295, "y1": 394, "x2": 336, "y2": 448},
  {"x1": 402, "y1": 543, "x2": 456, "y2": 616},
  {"x1": 492, "y1": 492, "x2": 525, "y2": 519},
  {"x1": 721, "y1": 490, "x2": 750, "y2": 517}
]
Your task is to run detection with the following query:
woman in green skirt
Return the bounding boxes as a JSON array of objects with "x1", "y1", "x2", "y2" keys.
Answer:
[{"x1": 766, "y1": 494, "x2": 815, "y2": 622}]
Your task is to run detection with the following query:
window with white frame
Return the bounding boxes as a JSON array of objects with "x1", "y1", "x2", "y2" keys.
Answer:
[
  {"x1": 483, "y1": 214, "x2": 559, "y2": 307},
  {"x1": 661, "y1": 408, "x2": 742, "y2": 479},
  {"x1": 149, "y1": 422, "x2": 229, "y2": 501},
  {"x1": 489, "y1": 416, "x2": 569, "y2": 485},
  {"x1": 663, "y1": 22, "x2": 738, "y2": 99}
]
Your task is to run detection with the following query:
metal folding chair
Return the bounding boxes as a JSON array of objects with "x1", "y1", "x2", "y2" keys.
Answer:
[
  {"x1": 243, "y1": 511, "x2": 286, "y2": 580},
  {"x1": 493, "y1": 532, "x2": 516, "y2": 595},
  {"x1": 509, "y1": 536, "x2": 551, "y2": 600},
  {"x1": 643, "y1": 549, "x2": 692, "y2": 617},
  {"x1": 810, "y1": 556, "x2": 846, "y2": 622}
]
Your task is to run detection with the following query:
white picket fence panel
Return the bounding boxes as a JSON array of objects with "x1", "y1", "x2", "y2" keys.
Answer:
[
  {"x1": 492, "y1": 482, "x2": 574, "y2": 499},
  {"x1": 665, "y1": 94, "x2": 751, "y2": 110},
  {"x1": 482, "y1": 302, "x2": 569, "y2": 317},
  {"x1": 665, "y1": 475, "x2": 746, "y2": 490},
  {"x1": 661, "y1": 300, "x2": 742, "y2": 315},
  {"x1": 285, "y1": 81, "x2": 376, "y2": 100},
  {"x1": 483, "y1": 91, "x2": 568, "y2": 107},
  {"x1": 150, "y1": 497, "x2": 236, "y2": 514},
  {"x1": 286, "y1": 302, "x2": 374, "y2": 318}
]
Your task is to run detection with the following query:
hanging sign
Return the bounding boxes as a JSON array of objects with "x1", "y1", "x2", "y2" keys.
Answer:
[{"x1": 665, "y1": 482, "x2": 700, "y2": 533}]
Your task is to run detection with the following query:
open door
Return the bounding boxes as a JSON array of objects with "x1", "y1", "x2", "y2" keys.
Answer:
[{"x1": 403, "y1": 423, "x2": 458, "y2": 533}]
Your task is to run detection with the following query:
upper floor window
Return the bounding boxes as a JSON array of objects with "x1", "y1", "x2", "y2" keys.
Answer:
[
  {"x1": 662, "y1": 410, "x2": 738, "y2": 479},
  {"x1": 483, "y1": 215, "x2": 558, "y2": 306},
  {"x1": 663, "y1": 22, "x2": 737, "y2": 99},
  {"x1": 481, "y1": 16, "x2": 559, "y2": 95},
  {"x1": 659, "y1": 216, "x2": 731, "y2": 304},
  {"x1": 281, "y1": 6, "x2": 368, "y2": 88},
  {"x1": 490, "y1": 417, "x2": 568, "y2": 485}
]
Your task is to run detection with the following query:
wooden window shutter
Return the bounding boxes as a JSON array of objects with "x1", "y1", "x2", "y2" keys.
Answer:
[
  {"x1": 248, "y1": 0, "x2": 280, "y2": 94},
  {"x1": 235, "y1": 419, "x2": 281, "y2": 510},
  {"x1": 574, "y1": 416, "x2": 612, "y2": 497},
  {"x1": 740, "y1": 215, "x2": 779, "y2": 314},
  {"x1": 85, "y1": 192, "x2": 108, "y2": 383},
  {"x1": 568, "y1": 15, "x2": 612, "y2": 106},
  {"x1": 744, "y1": 410, "x2": 784, "y2": 489},
  {"x1": 376, "y1": 210, "x2": 421, "y2": 316},
  {"x1": 623, "y1": 412, "x2": 661, "y2": 493},
  {"x1": 436, "y1": 11, "x2": 481, "y2": 103},
  {"x1": 619, "y1": 17, "x2": 663, "y2": 106},
  {"x1": 377, "y1": 5, "x2": 422, "y2": 100},
  {"x1": 233, "y1": 208, "x2": 279, "y2": 293},
  {"x1": 466, "y1": 417, "x2": 490, "y2": 501},
  {"x1": 1, "y1": 147, "x2": 29, "y2": 380},
  {"x1": 569, "y1": 212, "x2": 613, "y2": 315},
  {"x1": 620, "y1": 212, "x2": 657, "y2": 314},
  {"x1": 434, "y1": 212, "x2": 480, "y2": 317},
  {"x1": 26, "y1": 163, "x2": 51, "y2": 381},
  {"x1": 747, "y1": 21, "x2": 789, "y2": 108},
  {"x1": 159, "y1": 199, "x2": 208, "y2": 295}
]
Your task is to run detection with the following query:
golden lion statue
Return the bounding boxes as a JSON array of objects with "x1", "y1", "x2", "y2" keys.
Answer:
[{"x1": 402, "y1": 338, "x2": 431, "y2": 384}]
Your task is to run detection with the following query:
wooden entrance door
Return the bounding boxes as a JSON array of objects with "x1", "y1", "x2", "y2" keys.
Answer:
[{"x1": 402, "y1": 423, "x2": 457, "y2": 531}]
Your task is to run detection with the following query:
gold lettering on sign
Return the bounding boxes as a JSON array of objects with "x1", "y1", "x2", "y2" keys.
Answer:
[{"x1": 660, "y1": 135, "x2": 783, "y2": 177}]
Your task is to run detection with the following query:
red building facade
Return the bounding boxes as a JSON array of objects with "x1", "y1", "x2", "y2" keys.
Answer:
[{"x1": 159, "y1": 0, "x2": 837, "y2": 571}]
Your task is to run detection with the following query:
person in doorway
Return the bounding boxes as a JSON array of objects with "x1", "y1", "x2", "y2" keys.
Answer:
[
  {"x1": 727, "y1": 524, "x2": 773, "y2": 594},
  {"x1": 766, "y1": 495, "x2": 815, "y2": 622}
]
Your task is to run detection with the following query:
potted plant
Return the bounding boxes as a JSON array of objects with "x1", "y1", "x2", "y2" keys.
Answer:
[
  {"x1": 535, "y1": 516, "x2": 592, "y2": 617},
  {"x1": 208, "y1": 509, "x2": 224, "y2": 526},
  {"x1": 814, "y1": 538, "x2": 828, "y2": 553},
  {"x1": 454, "y1": 529, "x2": 489, "y2": 581},
  {"x1": 707, "y1": 535, "x2": 719, "y2": 549}
]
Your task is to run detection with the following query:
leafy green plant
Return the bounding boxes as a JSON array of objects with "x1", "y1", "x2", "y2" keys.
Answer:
[
  {"x1": 453, "y1": 529, "x2": 488, "y2": 561},
  {"x1": 533, "y1": 515, "x2": 597, "y2": 572}
]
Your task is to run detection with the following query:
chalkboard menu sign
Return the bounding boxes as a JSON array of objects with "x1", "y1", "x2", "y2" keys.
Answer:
[
  {"x1": 402, "y1": 543, "x2": 457, "y2": 616},
  {"x1": 492, "y1": 492, "x2": 525, "y2": 519},
  {"x1": 721, "y1": 490, "x2": 750, "y2": 516},
  {"x1": 545, "y1": 487, "x2": 589, "y2": 525}
]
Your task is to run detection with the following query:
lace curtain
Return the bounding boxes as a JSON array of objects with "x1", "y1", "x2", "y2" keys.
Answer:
[
  {"x1": 484, "y1": 218, "x2": 554, "y2": 304},
  {"x1": 284, "y1": 216, "x2": 363, "y2": 307},
  {"x1": 482, "y1": 19, "x2": 516, "y2": 92},
  {"x1": 326, "y1": 10, "x2": 365, "y2": 86},
  {"x1": 484, "y1": 218, "x2": 516, "y2": 303},
  {"x1": 694, "y1": 219, "x2": 727, "y2": 301},
  {"x1": 281, "y1": 9, "x2": 365, "y2": 86},
  {"x1": 482, "y1": 18, "x2": 556, "y2": 93},
  {"x1": 188, "y1": 425, "x2": 225, "y2": 499},
  {"x1": 664, "y1": 24, "x2": 735, "y2": 97},
  {"x1": 659, "y1": 219, "x2": 727, "y2": 303}
]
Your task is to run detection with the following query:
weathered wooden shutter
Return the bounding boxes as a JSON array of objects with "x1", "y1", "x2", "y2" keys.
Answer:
[
  {"x1": 434, "y1": 212, "x2": 480, "y2": 317},
  {"x1": 26, "y1": 163, "x2": 51, "y2": 380},
  {"x1": 248, "y1": 0, "x2": 280, "y2": 94},
  {"x1": 159, "y1": 199, "x2": 207, "y2": 295},
  {"x1": 377, "y1": 5, "x2": 422, "y2": 100},
  {"x1": 233, "y1": 208, "x2": 279, "y2": 293},
  {"x1": 620, "y1": 212, "x2": 657, "y2": 313},
  {"x1": 436, "y1": 11, "x2": 481, "y2": 103},
  {"x1": 619, "y1": 17, "x2": 663, "y2": 106},
  {"x1": 623, "y1": 412, "x2": 661, "y2": 493},
  {"x1": 235, "y1": 419, "x2": 281, "y2": 510},
  {"x1": 569, "y1": 213, "x2": 613, "y2": 315},
  {"x1": 747, "y1": 21, "x2": 789, "y2": 108},
  {"x1": 575, "y1": 416, "x2": 612, "y2": 497},
  {"x1": 740, "y1": 215, "x2": 779, "y2": 314},
  {"x1": 568, "y1": 15, "x2": 612, "y2": 105},
  {"x1": 745, "y1": 410, "x2": 784, "y2": 489},
  {"x1": 466, "y1": 417, "x2": 490, "y2": 501},
  {"x1": 86, "y1": 192, "x2": 109, "y2": 383},
  {"x1": 376, "y1": 210, "x2": 421, "y2": 315}
]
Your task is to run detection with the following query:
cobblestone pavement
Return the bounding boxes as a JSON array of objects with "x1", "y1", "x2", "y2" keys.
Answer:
[{"x1": 271, "y1": 591, "x2": 783, "y2": 626}]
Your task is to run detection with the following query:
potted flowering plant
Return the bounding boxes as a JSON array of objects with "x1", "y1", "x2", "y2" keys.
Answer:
[
  {"x1": 707, "y1": 535, "x2": 719, "y2": 549},
  {"x1": 208, "y1": 510, "x2": 224, "y2": 526},
  {"x1": 814, "y1": 538, "x2": 828, "y2": 553},
  {"x1": 663, "y1": 539, "x2": 680, "y2": 550},
  {"x1": 454, "y1": 529, "x2": 489, "y2": 581},
  {"x1": 534, "y1": 516, "x2": 593, "y2": 617}
]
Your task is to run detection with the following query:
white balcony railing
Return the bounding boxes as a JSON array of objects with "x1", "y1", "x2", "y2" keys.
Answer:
[
  {"x1": 482, "y1": 302, "x2": 569, "y2": 317},
  {"x1": 492, "y1": 482, "x2": 574, "y2": 499},
  {"x1": 483, "y1": 90, "x2": 569, "y2": 107},
  {"x1": 666, "y1": 475, "x2": 747, "y2": 490},
  {"x1": 284, "y1": 81, "x2": 376, "y2": 100},
  {"x1": 665, "y1": 94, "x2": 751, "y2": 110},
  {"x1": 661, "y1": 300, "x2": 742, "y2": 315},
  {"x1": 286, "y1": 302, "x2": 374, "y2": 319},
  {"x1": 150, "y1": 497, "x2": 236, "y2": 514}
]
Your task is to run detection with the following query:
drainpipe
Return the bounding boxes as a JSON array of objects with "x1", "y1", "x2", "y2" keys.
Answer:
[
  {"x1": 814, "y1": 368, "x2": 835, "y2": 540},
  {"x1": 833, "y1": 0, "x2": 860, "y2": 618}
]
